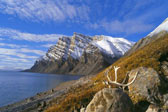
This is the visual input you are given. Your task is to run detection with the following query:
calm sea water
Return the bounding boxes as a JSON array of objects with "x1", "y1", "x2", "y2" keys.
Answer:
[{"x1": 0, "y1": 71, "x2": 81, "y2": 107}]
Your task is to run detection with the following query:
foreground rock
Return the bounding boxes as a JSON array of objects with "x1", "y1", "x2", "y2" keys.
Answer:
[
  {"x1": 145, "y1": 104, "x2": 168, "y2": 112},
  {"x1": 128, "y1": 67, "x2": 162, "y2": 104},
  {"x1": 85, "y1": 88, "x2": 133, "y2": 112}
]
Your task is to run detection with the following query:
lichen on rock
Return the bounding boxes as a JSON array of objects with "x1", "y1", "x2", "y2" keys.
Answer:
[
  {"x1": 85, "y1": 88, "x2": 133, "y2": 112},
  {"x1": 128, "y1": 67, "x2": 163, "y2": 105}
]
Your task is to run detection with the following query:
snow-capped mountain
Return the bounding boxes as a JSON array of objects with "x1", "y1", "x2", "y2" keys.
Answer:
[
  {"x1": 38, "y1": 33, "x2": 93, "y2": 61},
  {"x1": 27, "y1": 33, "x2": 134, "y2": 75},
  {"x1": 126, "y1": 17, "x2": 168, "y2": 56},
  {"x1": 39, "y1": 33, "x2": 133, "y2": 62},
  {"x1": 92, "y1": 35, "x2": 134, "y2": 56}
]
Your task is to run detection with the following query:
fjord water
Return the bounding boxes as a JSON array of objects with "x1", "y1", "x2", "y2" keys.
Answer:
[{"x1": 0, "y1": 71, "x2": 81, "y2": 107}]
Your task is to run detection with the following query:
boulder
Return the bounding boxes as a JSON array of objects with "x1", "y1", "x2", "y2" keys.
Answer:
[
  {"x1": 80, "y1": 107, "x2": 86, "y2": 112},
  {"x1": 146, "y1": 105, "x2": 160, "y2": 112},
  {"x1": 145, "y1": 104, "x2": 168, "y2": 112},
  {"x1": 128, "y1": 67, "x2": 162, "y2": 104},
  {"x1": 85, "y1": 88, "x2": 133, "y2": 112},
  {"x1": 162, "y1": 94, "x2": 168, "y2": 110},
  {"x1": 161, "y1": 61, "x2": 168, "y2": 77}
]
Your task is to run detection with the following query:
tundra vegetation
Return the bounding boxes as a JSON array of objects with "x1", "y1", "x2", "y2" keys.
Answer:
[{"x1": 46, "y1": 34, "x2": 168, "y2": 112}]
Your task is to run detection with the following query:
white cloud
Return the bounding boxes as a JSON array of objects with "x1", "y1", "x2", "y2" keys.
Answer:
[
  {"x1": 0, "y1": 27, "x2": 58, "y2": 70},
  {"x1": 0, "y1": 43, "x2": 27, "y2": 48},
  {"x1": 89, "y1": 19, "x2": 154, "y2": 34},
  {"x1": 86, "y1": 0, "x2": 168, "y2": 35},
  {"x1": 0, "y1": 62, "x2": 33, "y2": 70},
  {"x1": 41, "y1": 44, "x2": 55, "y2": 48},
  {"x1": 0, "y1": 38, "x2": 4, "y2": 40},
  {"x1": 0, "y1": 28, "x2": 64, "y2": 42},
  {"x1": 88, "y1": 17, "x2": 154, "y2": 35},
  {"x1": 0, "y1": 0, "x2": 90, "y2": 22},
  {"x1": 20, "y1": 48, "x2": 45, "y2": 55},
  {"x1": 0, "y1": 54, "x2": 35, "y2": 70},
  {"x1": 0, "y1": 48, "x2": 45, "y2": 59},
  {"x1": 0, "y1": 55, "x2": 30, "y2": 63},
  {"x1": 104, "y1": 20, "x2": 153, "y2": 34}
]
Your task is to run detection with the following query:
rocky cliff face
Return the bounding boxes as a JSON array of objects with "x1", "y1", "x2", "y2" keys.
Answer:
[{"x1": 27, "y1": 33, "x2": 134, "y2": 75}]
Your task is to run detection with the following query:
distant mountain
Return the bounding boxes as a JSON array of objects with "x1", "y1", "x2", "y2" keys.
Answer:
[
  {"x1": 126, "y1": 17, "x2": 168, "y2": 56},
  {"x1": 26, "y1": 33, "x2": 134, "y2": 75}
]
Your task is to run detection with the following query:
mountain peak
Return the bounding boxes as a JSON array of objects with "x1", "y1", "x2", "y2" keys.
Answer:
[
  {"x1": 37, "y1": 33, "x2": 134, "y2": 62},
  {"x1": 148, "y1": 17, "x2": 168, "y2": 37},
  {"x1": 73, "y1": 32, "x2": 88, "y2": 38},
  {"x1": 29, "y1": 33, "x2": 134, "y2": 75}
]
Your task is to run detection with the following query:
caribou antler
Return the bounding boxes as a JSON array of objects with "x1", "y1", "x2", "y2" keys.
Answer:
[{"x1": 104, "y1": 66, "x2": 138, "y2": 87}]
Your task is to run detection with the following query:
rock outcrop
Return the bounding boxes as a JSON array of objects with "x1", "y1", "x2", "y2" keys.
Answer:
[
  {"x1": 146, "y1": 105, "x2": 162, "y2": 112},
  {"x1": 85, "y1": 88, "x2": 133, "y2": 112},
  {"x1": 128, "y1": 67, "x2": 162, "y2": 104},
  {"x1": 84, "y1": 67, "x2": 168, "y2": 112},
  {"x1": 125, "y1": 67, "x2": 168, "y2": 112}
]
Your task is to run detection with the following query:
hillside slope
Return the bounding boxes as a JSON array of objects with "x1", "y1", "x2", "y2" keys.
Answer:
[{"x1": 45, "y1": 19, "x2": 168, "y2": 112}]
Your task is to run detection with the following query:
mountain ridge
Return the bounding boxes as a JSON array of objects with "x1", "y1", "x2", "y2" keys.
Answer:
[{"x1": 26, "y1": 33, "x2": 134, "y2": 75}]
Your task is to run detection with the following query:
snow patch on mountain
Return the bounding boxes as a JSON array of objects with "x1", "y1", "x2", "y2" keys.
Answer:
[
  {"x1": 38, "y1": 33, "x2": 134, "y2": 62},
  {"x1": 92, "y1": 36, "x2": 134, "y2": 57},
  {"x1": 148, "y1": 17, "x2": 168, "y2": 37}
]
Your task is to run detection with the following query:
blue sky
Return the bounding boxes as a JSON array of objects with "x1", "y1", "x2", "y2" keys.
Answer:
[{"x1": 0, "y1": 0, "x2": 168, "y2": 70}]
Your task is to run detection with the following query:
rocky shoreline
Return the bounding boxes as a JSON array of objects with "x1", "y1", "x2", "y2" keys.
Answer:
[{"x1": 0, "y1": 75, "x2": 93, "y2": 112}]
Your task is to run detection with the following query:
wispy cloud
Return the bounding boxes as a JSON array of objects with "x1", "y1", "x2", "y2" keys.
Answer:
[
  {"x1": 19, "y1": 48, "x2": 45, "y2": 55},
  {"x1": 0, "y1": 43, "x2": 27, "y2": 48},
  {"x1": 87, "y1": 0, "x2": 168, "y2": 35},
  {"x1": 0, "y1": 48, "x2": 44, "y2": 59},
  {"x1": 0, "y1": 55, "x2": 30, "y2": 63},
  {"x1": 0, "y1": 47, "x2": 46, "y2": 70},
  {"x1": 0, "y1": 61, "x2": 33, "y2": 70},
  {"x1": 42, "y1": 44, "x2": 55, "y2": 48},
  {"x1": 0, "y1": 0, "x2": 90, "y2": 22},
  {"x1": 0, "y1": 27, "x2": 60, "y2": 70},
  {"x1": 0, "y1": 38, "x2": 4, "y2": 40},
  {"x1": 89, "y1": 19, "x2": 154, "y2": 34},
  {"x1": 0, "y1": 28, "x2": 64, "y2": 42}
]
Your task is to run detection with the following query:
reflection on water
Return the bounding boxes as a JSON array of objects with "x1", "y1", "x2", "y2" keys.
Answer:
[{"x1": 0, "y1": 71, "x2": 81, "y2": 107}]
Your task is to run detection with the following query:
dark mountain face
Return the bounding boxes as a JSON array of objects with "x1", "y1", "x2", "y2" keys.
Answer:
[
  {"x1": 29, "y1": 49, "x2": 116, "y2": 75},
  {"x1": 26, "y1": 33, "x2": 134, "y2": 75}
]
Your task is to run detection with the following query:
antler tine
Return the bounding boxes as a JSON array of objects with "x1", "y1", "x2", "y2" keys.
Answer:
[
  {"x1": 105, "y1": 66, "x2": 138, "y2": 87},
  {"x1": 114, "y1": 66, "x2": 120, "y2": 82},
  {"x1": 106, "y1": 71, "x2": 138, "y2": 87}
]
